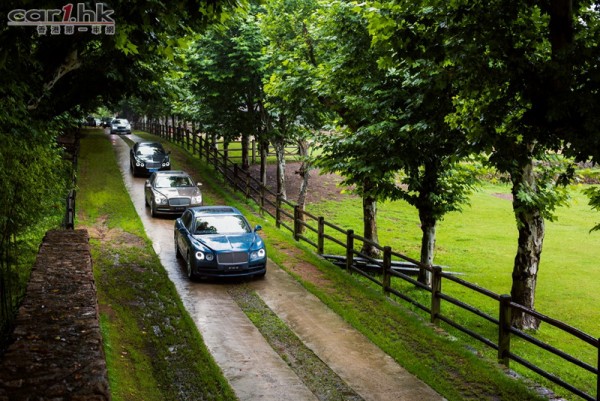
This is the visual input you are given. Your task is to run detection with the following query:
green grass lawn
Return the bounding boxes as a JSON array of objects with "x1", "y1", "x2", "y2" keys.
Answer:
[{"x1": 308, "y1": 181, "x2": 600, "y2": 398}]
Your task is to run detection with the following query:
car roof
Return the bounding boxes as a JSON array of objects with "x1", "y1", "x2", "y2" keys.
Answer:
[{"x1": 189, "y1": 206, "x2": 241, "y2": 216}]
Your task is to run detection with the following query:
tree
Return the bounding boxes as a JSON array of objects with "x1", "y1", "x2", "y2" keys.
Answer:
[
  {"x1": 436, "y1": 0, "x2": 590, "y2": 329},
  {"x1": 260, "y1": 0, "x2": 330, "y2": 210},
  {"x1": 357, "y1": 1, "x2": 480, "y2": 284},
  {"x1": 305, "y1": 0, "x2": 401, "y2": 257},
  {"x1": 187, "y1": 7, "x2": 267, "y2": 171}
]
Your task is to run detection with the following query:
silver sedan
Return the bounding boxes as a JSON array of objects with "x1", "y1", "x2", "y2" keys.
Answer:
[{"x1": 145, "y1": 170, "x2": 202, "y2": 217}]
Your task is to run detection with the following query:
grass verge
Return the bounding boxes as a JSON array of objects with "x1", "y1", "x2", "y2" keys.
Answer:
[{"x1": 76, "y1": 129, "x2": 237, "y2": 401}]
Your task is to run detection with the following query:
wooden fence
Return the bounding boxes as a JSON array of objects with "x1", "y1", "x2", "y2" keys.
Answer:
[
  {"x1": 136, "y1": 121, "x2": 599, "y2": 401},
  {"x1": 136, "y1": 121, "x2": 300, "y2": 162}
]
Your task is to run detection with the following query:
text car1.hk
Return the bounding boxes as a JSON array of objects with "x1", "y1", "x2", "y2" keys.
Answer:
[
  {"x1": 130, "y1": 141, "x2": 171, "y2": 176},
  {"x1": 145, "y1": 171, "x2": 202, "y2": 217},
  {"x1": 174, "y1": 206, "x2": 267, "y2": 280}
]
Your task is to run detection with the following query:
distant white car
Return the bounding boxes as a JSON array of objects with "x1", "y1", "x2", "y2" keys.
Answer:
[{"x1": 110, "y1": 118, "x2": 131, "y2": 135}]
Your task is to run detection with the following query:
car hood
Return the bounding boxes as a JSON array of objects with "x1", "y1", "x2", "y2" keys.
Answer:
[
  {"x1": 138, "y1": 154, "x2": 167, "y2": 162},
  {"x1": 156, "y1": 187, "x2": 199, "y2": 197},
  {"x1": 193, "y1": 233, "x2": 260, "y2": 252}
]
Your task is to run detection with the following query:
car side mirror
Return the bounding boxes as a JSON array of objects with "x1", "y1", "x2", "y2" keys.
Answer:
[
  {"x1": 197, "y1": 182, "x2": 202, "y2": 187},
  {"x1": 145, "y1": 180, "x2": 151, "y2": 187},
  {"x1": 254, "y1": 225, "x2": 262, "y2": 232}
]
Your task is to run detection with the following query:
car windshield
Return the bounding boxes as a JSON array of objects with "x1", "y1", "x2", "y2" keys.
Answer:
[
  {"x1": 113, "y1": 119, "x2": 128, "y2": 124},
  {"x1": 194, "y1": 215, "x2": 251, "y2": 235},
  {"x1": 155, "y1": 175, "x2": 193, "y2": 188},
  {"x1": 136, "y1": 145, "x2": 163, "y2": 156}
]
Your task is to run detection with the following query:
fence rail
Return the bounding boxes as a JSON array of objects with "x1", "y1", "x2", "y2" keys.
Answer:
[{"x1": 136, "y1": 121, "x2": 600, "y2": 401}]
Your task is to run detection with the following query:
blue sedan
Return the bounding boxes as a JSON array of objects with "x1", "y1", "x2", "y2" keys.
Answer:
[{"x1": 174, "y1": 206, "x2": 267, "y2": 279}]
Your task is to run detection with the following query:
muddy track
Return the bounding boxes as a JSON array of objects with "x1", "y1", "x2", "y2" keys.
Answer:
[{"x1": 112, "y1": 132, "x2": 444, "y2": 401}]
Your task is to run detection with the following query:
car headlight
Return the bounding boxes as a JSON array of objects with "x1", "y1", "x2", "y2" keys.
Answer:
[
  {"x1": 162, "y1": 161, "x2": 170, "y2": 167},
  {"x1": 250, "y1": 248, "x2": 266, "y2": 261},
  {"x1": 196, "y1": 251, "x2": 214, "y2": 261},
  {"x1": 135, "y1": 159, "x2": 144, "y2": 167},
  {"x1": 155, "y1": 195, "x2": 168, "y2": 205},
  {"x1": 191, "y1": 195, "x2": 202, "y2": 204},
  {"x1": 126, "y1": 124, "x2": 131, "y2": 129}
]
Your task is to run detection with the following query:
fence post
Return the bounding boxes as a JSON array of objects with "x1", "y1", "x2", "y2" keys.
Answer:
[
  {"x1": 245, "y1": 169, "x2": 251, "y2": 199},
  {"x1": 431, "y1": 265, "x2": 442, "y2": 325},
  {"x1": 212, "y1": 145, "x2": 218, "y2": 171},
  {"x1": 205, "y1": 136, "x2": 211, "y2": 163},
  {"x1": 382, "y1": 246, "x2": 391, "y2": 296},
  {"x1": 293, "y1": 206, "x2": 301, "y2": 241},
  {"x1": 596, "y1": 337, "x2": 599, "y2": 401},
  {"x1": 346, "y1": 230, "x2": 354, "y2": 274},
  {"x1": 223, "y1": 143, "x2": 229, "y2": 176},
  {"x1": 498, "y1": 294, "x2": 512, "y2": 367},
  {"x1": 233, "y1": 164, "x2": 239, "y2": 191},
  {"x1": 317, "y1": 217, "x2": 325, "y2": 254},
  {"x1": 251, "y1": 139, "x2": 256, "y2": 164},
  {"x1": 276, "y1": 194, "x2": 282, "y2": 229}
]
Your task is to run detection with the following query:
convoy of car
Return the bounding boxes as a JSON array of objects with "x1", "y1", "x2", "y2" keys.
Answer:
[{"x1": 125, "y1": 136, "x2": 265, "y2": 280}]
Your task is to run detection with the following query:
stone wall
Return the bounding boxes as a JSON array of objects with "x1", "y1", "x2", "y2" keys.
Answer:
[{"x1": 0, "y1": 229, "x2": 110, "y2": 401}]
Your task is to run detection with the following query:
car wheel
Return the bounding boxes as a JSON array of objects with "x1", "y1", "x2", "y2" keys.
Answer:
[
  {"x1": 150, "y1": 200, "x2": 157, "y2": 217},
  {"x1": 174, "y1": 235, "x2": 182, "y2": 259},
  {"x1": 186, "y1": 253, "x2": 194, "y2": 279}
]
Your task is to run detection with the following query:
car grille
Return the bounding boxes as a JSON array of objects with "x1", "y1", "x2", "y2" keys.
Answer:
[
  {"x1": 145, "y1": 162, "x2": 161, "y2": 168},
  {"x1": 169, "y1": 198, "x2": 190, "y2": 206},
  {"x1": 217, "y1": 252, "x2": 248, "y2": 264}
]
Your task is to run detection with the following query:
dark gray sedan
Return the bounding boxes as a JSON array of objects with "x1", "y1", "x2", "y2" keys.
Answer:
[
  {"x1": 145, "y1": 170, "x2": 203, "y2": 217},
  {"x1": 130, "y1": 141, "x2": 171, "y2": 176}
]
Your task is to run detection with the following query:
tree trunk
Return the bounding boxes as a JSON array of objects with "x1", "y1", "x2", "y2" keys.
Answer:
[
  {"x1": 241, "y1": 133, "x2": 249, "y2": 171},
  {"x1": 260, "y1": 140, "x2": 268, "y2": 186},
  {"x1": 418, "y1": 214, "x2": 437, "y2": 286},
  {"x1": 296, "y1": 139, "x2": 311, "y2": 234},
  {"x1": 273, "y1": 139, "x2": 287, "y2": 200},
  {"x1": 510, "y1": 157, "x2": 544, "y2": 330},
  {"x1": 361, "y1": 180, "x2": 380, "y2": 257}
]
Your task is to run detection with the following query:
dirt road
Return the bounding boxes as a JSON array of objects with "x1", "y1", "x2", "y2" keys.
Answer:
[{"x1": 112, "y1": 133, "x2": 445, "y2": 401}]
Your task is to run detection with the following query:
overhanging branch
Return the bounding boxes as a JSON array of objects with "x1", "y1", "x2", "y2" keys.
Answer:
[{"x1": 27, "y1": 49, "x2": 82, "y2": 111}]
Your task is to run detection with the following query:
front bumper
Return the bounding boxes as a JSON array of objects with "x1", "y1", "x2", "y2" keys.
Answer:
[
  {"x1": 111, "y1": 127, "x2": 131, "y2": 134},
  {"x1": 192, "y1": 260, "x2": 267, "y2": 278},
  {"x1": 154, "y1": 201, "x2": 201, "y2": 215}
]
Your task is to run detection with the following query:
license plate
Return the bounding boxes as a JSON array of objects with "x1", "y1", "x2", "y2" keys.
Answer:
[
  {"x1": 227, "y1": 265, "x2": 241, "y2": 271},
  {"x1": 148, "y1": 168, "x2": 158, "y2": 172}
]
